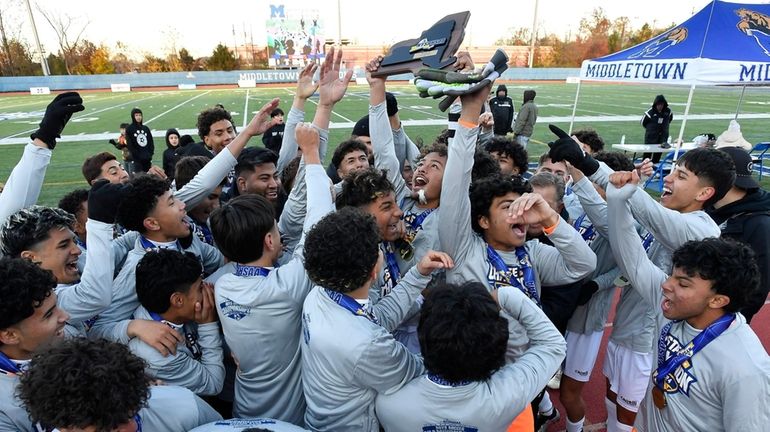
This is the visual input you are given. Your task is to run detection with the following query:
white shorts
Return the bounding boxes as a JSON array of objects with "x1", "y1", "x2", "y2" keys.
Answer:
[
  {"x1": 602, "y1": 340, "x2": 653, "y2": 413},
  {"x1": 564, "y1": 330, "x2": 603, "y2": 382}
]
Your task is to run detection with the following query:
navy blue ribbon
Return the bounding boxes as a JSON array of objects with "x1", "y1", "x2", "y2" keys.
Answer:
[
  {"x1": 235, "y1": 264, "x2": 271, "y2": 277},
  {"x1": 427, "y1": 373, "x2": 471, "y2": 387},
  {"x1": 402, "y1": 205, "x2": 435, "y2": 238},
  {"x1": 324, "y1": 289, "x2": 379, "y2": 325},
  {"x1": 572, "y1": 213, "x2": 596, "y2": 243},
  {"x1": 654, "y1": 313, "x2": 735, "y2": 393},
  {"x1": 147, "y1": 311, "x2": 202, "y2": 361},
  {"x1": 75, "y1": 237, "x2": 86, "y2": 250},
  {"x1": 486, "y1": 245, "x2": 540, "y2": 308},
  {"x1": 381, "y1": 242, "x2": 401, "y2": 296},
  {"x1": 190, "y1": 219, "x2": 214, "y2": 246},
  {"x1": 641, "y1": 232, "x2": 654, "y2": 252},
  {"x1": 0, "y1": 351, "x2": 21, "y2": 375},
  {"x1": 139, "y1": 236, "x2": 180, "y2": 252}
]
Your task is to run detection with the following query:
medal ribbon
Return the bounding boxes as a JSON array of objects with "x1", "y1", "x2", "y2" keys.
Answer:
[
  {"x1": 654, "y1": 313, "x2": 735, "y2": 393},
  {"x1": 486, "y1": 245, "x2": 540, "y2": 308},
  {"x1": 572, "y1": 213, "x2": 596, "y2": 243},
  {"x1": 323, "y1": 289, "x2": 379, "y2": 325}
]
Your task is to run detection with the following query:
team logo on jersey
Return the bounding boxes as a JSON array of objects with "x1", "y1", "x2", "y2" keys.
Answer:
[
  {"x1": 661, "y1": 333, "x2": 698, "y2": 396},
  {"x1": 135, "y1": 130, "x2": 148, "y2": 147},
  {"x1": 628, "y1": 27, "x2": 688, "y2": 59},
  {"x1": 736, "y1": 8, "x2": 770, "y2": 56},
  {"x1": 219, "y1": 297, "x2": 250, "y2": 320},
  {"x1": 422, "y1": 420, "x2": 479, "y2": 432}
]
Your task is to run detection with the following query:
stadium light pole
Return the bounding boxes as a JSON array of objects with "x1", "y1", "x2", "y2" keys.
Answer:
[
  {"x1": 528, "y1": 0, "x2": 539, "y2": 68},
  {"x1": 25, "y1": 0, "x2": 50, "y2": 76},
  {"x1": 337, "y1": 0, "x2": 342, "y2": 45}
]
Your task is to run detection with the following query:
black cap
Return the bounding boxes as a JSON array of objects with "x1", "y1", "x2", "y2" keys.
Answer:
[
  {"x1": 720, "y1": 146, "x2": 759, "y2": 191},
  {"x1": 352, "y1": 115, "x2": 370, "y2": 137}
]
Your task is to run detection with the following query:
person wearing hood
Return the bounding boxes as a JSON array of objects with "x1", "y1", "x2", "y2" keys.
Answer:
[
  {"x1": 490, "y1": 84, "x2": 514, "y2": 136},
  {"x1": 513, "y1": 89, "x2": 538, "y2": 148},
  {"x1": 707, "y1": 146, "x2": 770, "y2": 323},
  {"x1": 641, "y1": 94, "x2": 673, "y2": 163},
  {"x1": 125, "y1": 107, "x2": 155, "y2": 173},
  {"x1": 163, "y1": 128, "x2": 181, "y2": 179}
]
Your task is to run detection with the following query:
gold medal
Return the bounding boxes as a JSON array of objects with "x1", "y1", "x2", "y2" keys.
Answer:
[{"x1": 652, "y1": 386, "x2": 667, "y2": 409}]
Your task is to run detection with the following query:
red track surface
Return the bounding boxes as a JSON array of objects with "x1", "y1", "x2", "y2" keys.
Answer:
[{"x1": 544, "y1": 291, "x2": 770, "y2": 432}]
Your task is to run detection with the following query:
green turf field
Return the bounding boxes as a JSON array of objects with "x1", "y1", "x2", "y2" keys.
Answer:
[{"x1": 2, "y1": 82, "x2": 769, "y2": 206}]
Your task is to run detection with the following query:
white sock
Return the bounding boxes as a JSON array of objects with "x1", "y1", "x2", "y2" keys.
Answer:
[
  {"x1": 566, "y1": 417, "x2": 584, "y2": 432},
  {"x1": 538, "y1": 391, "x2": 554, "y2": 415},
  {"x1": 605, "y1": 398, "x2": 618, "y2": 432}
]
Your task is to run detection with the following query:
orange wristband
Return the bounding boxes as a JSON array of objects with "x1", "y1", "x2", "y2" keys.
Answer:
[
  {"x1": 458, "y1": 119, "x2": 478, "y2": 129},
  {"x1": 542, "y1": 218, "x2": 560, "y2": 235}
]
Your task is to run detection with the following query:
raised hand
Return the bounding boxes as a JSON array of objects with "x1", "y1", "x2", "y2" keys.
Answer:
[
  {"x1": 88, "y1": 179, "x2": 130, "y2": 224},
  {"x1": 296, "y1": 62, "x2": 319, "y2": 100},
  {"x1": 31, "y1": 91, "x2": 85, "y2": 149},
  {"x1": 318, "y1": 46, "x2": 353, "y2": 107},
  {"x1": 416, "y1": 250, "x2": 454, "y2": 276},
  {"x1": 194, "y1": 281, "x2": 218, "y2": 324},
  {"x1": 453, "y1": 51, "x2": 475, "y2": 72},
  {"x1": 547, "y1": 124, "x2": 599, "y2": 176},
  {"x1": 365, "y1": 55, "x2": 386, "y2": 88},
  {"x1": 295, "y1": 123, "x2": 320, "y2": 161},
  {"x1": 506, "y1": 192, "x2": 560, "y2": 228},
  {"x1": 244, "y1": 98, "x2": 281, "y2": 137},
  {"x1": 607, "y1": 171, "x2": 640, "y2": 202}
]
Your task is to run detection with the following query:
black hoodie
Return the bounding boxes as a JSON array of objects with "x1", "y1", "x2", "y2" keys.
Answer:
[
  {"x1": 707, "y1": 188, "x2": 770, "y2": 322},
  {"x1": 125, "y1": 108, "x2": 155, "y2": 170},
  {"x1": 490, "y1": 84, "x2": 514, "y2": 135},
  {"x1": 641, "y1": 94, "x2": 673, "y2": 144},
  {"x1": 163, "y1": 128, "x2": 180, "y2": 179}
]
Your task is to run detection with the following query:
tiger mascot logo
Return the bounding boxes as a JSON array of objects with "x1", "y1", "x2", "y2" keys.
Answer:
[
  {"x1": 628, "y1": 27, "x2": 688, "y2": 59},
  {"x1": 736, "y1": 8, "x2": 770, "y2": 56}
]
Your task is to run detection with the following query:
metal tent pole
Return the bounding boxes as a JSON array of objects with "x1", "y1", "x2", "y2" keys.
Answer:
[{"x1": 674, "y1": 84, "x2": 696, "y2": 160}]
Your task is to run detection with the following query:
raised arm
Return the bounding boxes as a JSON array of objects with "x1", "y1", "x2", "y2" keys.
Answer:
[{"x1": 278, "y1": 62, "x2": 319, "y2": 174}]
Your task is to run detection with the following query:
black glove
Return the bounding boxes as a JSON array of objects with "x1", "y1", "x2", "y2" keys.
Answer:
[
  {"x1": 109, "y1": 139, "x2": 118, "y2": 147},
  {"x1": 385, "y1": 92, "x2": 399, "y2": 117},
  {"x1": 576, "y1": 280, "x2": 599, "y2": 306},
  {"x1": 88, "y1": 179, "x2": 129, "y2": 224},
  {"x1": 31, "y1": 92, "x2": 85, "y2": 149},
  {"x1": 547, "y1": 124, "x2": 599, "y2": 176}
]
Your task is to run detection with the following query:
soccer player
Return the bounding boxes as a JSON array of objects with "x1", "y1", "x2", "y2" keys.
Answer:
[
  {"x1": 210, "y1": 123, "x2": 334, "y2": 424},
  {"x1": 486, "y1": 136, "x2": 530, "y2": 177},
  {"x1": 375, "y1": 282, "x2": 566, "y2": 431},
  {"x1": 17, "y1": 338, "x2": 222, "y2": 431},
  {"x1": 300, "y1": 206, "x2": 452, "y2": 431},
  {"x1": 606, "y1": 172, "x2": 770, "y2": 431},
  {"x1": 131, "y1": 249, "x2": 225, "y2": 396}
]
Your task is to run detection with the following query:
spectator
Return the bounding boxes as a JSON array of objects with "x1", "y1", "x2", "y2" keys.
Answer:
[
  {"x1": 513, "y1": 89, "x2": 538, "y2": 148},
  {"x1": 641, "y1": 94, "x2": 673, "y2": 163},
  {"x1": 163, "y1": 128, "x2": 181, "y2": 180},
  {"x1": 262, "y1": 107, "x2": 286, "y2": 153},
  {"x1": 490, "y1": 84, "x2": 514, "y2": 136},
  {"x1": 125, "y1": 108, "x2": 154, "y2": 173}
]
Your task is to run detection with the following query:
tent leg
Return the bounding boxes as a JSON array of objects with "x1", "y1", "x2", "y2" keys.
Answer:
[
  {"x1": 735, "y1": 85, "x2": 747, "y2": 120},
  {"x1": 674, "y1": 84, "x2": 695, "y2": 161},
  {"x1": 568, "y1": 79, "x2": 581, "y2": 134}
]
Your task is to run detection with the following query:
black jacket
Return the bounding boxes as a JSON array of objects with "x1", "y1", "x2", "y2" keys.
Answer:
[
  {"x1": 490, "y1": 84, "x2": 514, "y2": 135},
  {"x1": 163, "y1": 129, "x2": 180, "y2": 179},
  {"x1": 641, "y1": 95, "x2": 673, "y2": 144},
  {"x1": 125, "y1": 108, "x2": 154, "y2": 163},
  {"x1": 262, "y1": 123, "x2": 285, "y2": 154},
  {"x1": 707, "y1": 189, "x2": 770, "y2": 322}
]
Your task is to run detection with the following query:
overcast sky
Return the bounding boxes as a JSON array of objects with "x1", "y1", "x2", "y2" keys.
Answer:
[{"x1": 8, "y1": 0, "x2": 770, "y2": 59}]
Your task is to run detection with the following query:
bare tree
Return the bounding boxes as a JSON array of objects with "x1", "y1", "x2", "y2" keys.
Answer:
[{"x1": 36, "y1": 5, "x2": 89, "y2": 74}]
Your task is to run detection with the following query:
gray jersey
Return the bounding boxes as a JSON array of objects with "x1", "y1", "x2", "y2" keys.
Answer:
[
  {"x1": 134, "y1": 385, "x2": 223, "y2": 431},
  {"x1": 216, "y1": 164, "x2": 333, "y2": 424},
  {"x1": 88, "y1": 234, "x2": 223, "y2": 343},
  {"x1": 0, "y1": 143, "x2": 50, "y2": 224},
  {"x1": 300, "y1": 267, "x2": 430, "y2": 431},
  {"x1": 440, "y1": 124, "x2": 596, "y2": 358},
  {"x1": 375, "y1": 286, "x2": 566, "y2": 432},
  {"x1": 129, "y1": 306, "x2": 224, "y2": 396},
  {"x1": 588, "y1": 163, "x2": 720, "y2": 353},
  {"x1": 190, "y1": 418, "x2": 309, "y2": 432},
  {"x1": 0, "y1": 363, "x2": 32, "y2": 432},
  {"x1": 175, "y1": 145, "x2": 237, "y2": 209},
  {"x1": 607, "y1": 184, "x2": 770, "y2": 432}
]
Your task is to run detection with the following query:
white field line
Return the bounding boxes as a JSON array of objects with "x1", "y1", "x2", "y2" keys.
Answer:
[
  {"x1": 242, "y1": 89, "x2": 250, "y2": 128},
  {"x1": 143, "y1": 90, "x2": 211, "y2": 125}
]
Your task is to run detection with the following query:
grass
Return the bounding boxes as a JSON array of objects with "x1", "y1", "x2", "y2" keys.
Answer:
[{"x1": 2, "y1": 82, "x2": 769, "y2": 206}]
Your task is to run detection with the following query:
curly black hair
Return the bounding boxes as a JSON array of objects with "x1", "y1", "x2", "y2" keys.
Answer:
[
  {"x1": 235, "y1": 147, "x2": 279, "y2": 179},
  {"x1": 593, "y1": 151, "x2": 635, "y2": 172},
  {"x1": 116, "y1": 174, "x2": 170, "y2": 233},
  {"x1": 197, "y1": 107, "x2": 233, "y2": 140},
  {"x1": 672, "y1": 238, "x2": 759, "y2": 314},
  {"x1": 81, "y1": 152, "x2": 118, "y2": 185},
  {"x1": 331, "y1": 139, "x2": 369, "y2": 168},
  {"x1": 485, "y1": 136, "x2": 529, "y2": 176},
  {"x1": 418, "y1": 141, "x2": 448, "y2": 160},
  {"x1": 573, "y1": 129, "x2": 605, "y2": 153},
  {"x1": 419, "y1": 281, "x2": 508, "y2": 382},
  {"x1": 0, "y1": 257, "x2": 56, "y2": 330},
  {"x1": 469, "y1": 174, "x2": 532, "y2": 234},
  {"x1": 136, "y1": 249, "x2": 202, "y2": 314},
  {"x1": 0, "y1": 206, "x2": 75, "y2": 257},
  {"x1": 472, "y1": 148, "x2": 502, "y2": 182},
  {"x1": 304, "y1": 207, "x2": 380, "y2": 293},
  {"x1": 57, "y1": 189, "x2": 89, "y2": 219},
  {"x1": 336, "y1": 168, "x2": 395, "y2": 210},
  {"x1": 210, "y1": 194, "x2": 276, "y2": 263},
  {"x1": 174, "y1": 155, "x2": 213, "y2": 190},
  {"x1": 677, "y1": 148, "x2": 736, "y2": 208},
  {"x1": 17, "y1": 338, "x2": 150, "y2": 431}
]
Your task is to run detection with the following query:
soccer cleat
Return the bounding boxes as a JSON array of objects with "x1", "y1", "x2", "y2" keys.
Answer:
[{"x1": 535, "y1": 407, "x2": 561, "y2": 432}]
